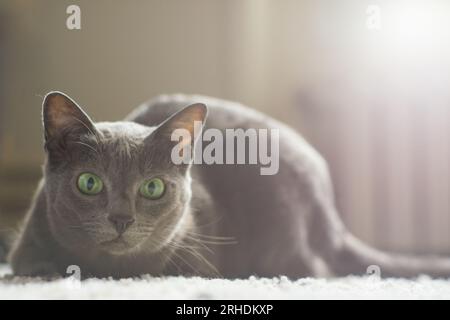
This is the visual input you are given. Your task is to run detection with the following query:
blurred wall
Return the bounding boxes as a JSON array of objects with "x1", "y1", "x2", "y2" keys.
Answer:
[{"x1": 1, "y1": 0, "x2": 450, "y2": 254}]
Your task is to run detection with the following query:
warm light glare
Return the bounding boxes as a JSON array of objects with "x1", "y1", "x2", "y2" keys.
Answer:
[{"x1": 383, "y1": 1, "x2": 450, "y2": 53}]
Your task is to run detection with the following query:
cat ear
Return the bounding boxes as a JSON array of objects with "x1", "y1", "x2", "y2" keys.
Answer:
[
  {"x1": 145, "y1": 103, "x2": 207, "y2": 164},
  {"x1": 42, "y1": 91, "x2": 97, "y2": 142}
]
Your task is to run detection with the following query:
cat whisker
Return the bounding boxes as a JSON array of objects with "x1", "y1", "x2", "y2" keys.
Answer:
[
  {"x1": 188, "y1": 248, "x2": 221, "y2": 277},
  {"x1": 164, "y1": 253, "x2": 182, "y2": 274},
  {"x1": 169, "y1": 238, "x2": 221, "y2": 277},
  {"x1": 185, "y1": 234, "x2": 237, "y2": 246},
  {"x1": 182, "y1": 236, "x2": 215, "y2": 254},
  {"x1": 186, "y1": 230, "x2": 235, "y2": 241},
  {"x1": 168, "y1": 248, "x2": 199, "y2": 275}
]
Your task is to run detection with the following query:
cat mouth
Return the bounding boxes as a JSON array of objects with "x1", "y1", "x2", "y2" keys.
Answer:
[
  {"x1": 100, "y1": 236, "x2": 129, "y2": 249},
  {"x1": 98, "y1": 234, "x2": 145, "y2": 254}
]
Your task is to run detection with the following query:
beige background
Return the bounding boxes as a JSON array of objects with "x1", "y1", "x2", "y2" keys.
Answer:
[{"x1": 1, "y1": 0, "x2": 450, "y2": 254}]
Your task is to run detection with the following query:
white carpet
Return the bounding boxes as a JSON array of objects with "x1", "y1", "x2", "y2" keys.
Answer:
[{"x1": 1, "y1": 264, "x2": 450, "y2": 299}]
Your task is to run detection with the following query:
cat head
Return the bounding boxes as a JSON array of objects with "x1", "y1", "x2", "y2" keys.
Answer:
[{"x1": 42, "y1": 92, "x2": 207, "y2": 255}]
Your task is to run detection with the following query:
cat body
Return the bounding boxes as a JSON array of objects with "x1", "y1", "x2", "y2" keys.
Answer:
[{"x1": 8, "y1": 93, "x2": 450, "y2": 279}]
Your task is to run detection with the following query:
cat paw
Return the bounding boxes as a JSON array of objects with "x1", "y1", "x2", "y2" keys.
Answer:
[
  {"x1": 13, "y1": 261, "x2": 61, "y2": 279},
  {"x1": 0, "y1": 244, "x2": 5, "y2": 263}
]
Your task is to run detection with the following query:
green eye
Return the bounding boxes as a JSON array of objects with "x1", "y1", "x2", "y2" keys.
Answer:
[
  {"x1": 140, "y1": 178, "x2": 165, "y2": 200},
  {"x1": 77, "y1": 173, "x2": 103, "y2": 195}
]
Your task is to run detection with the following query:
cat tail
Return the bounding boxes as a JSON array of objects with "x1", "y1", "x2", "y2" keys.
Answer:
[
  {"x1": 0, "y1": 226, "x2": 14, "y2": 263},
  {"x1": 332, "y1": 232, "x2": 450, "y2": 278},
  {"x1": 0, "y1": 212, "x2": 21, "y2": 263},
  {"x1": 312, "y1": 178, "x2": 450, "y2": 278}
]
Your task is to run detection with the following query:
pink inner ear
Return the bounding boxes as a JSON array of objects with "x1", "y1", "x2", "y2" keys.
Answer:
[
  {"x1": 51, "y1": 108, "x2": 73, "y2": 128},
  {"x1": 169, "y1": 103, "x2": 207, "y2": 135},
  {"x1": 45, "y1": 95, "x2": 71, "y2": 133},
  {"x1": 173, "y1": 119, "x2": 195, "y2": 135},
  {"x1": 176, "y1": 129, "x2": 193, "y2": 149},
  {"x1": 44, "y1": 93, "x2": 92, "y2": 138}
]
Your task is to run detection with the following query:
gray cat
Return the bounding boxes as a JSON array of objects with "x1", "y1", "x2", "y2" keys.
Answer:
[
  {"x1": 0, "y1": 233, "x2": 6, "y2": 263},
  {"x1": 8, "y1": 92, "x2": 450, "y2": 279}
]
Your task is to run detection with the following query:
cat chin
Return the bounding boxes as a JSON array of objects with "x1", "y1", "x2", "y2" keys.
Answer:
[{"x1": 98, "y1": 237, "x2": 142, "y2": 256}]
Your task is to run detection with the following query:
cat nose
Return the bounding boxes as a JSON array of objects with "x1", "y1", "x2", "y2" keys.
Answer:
[{"x1": 108, "y1": 215, "x2": 135, "y2": 235}]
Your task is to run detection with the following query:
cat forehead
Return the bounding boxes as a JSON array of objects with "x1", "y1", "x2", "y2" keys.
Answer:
[
  {"x1": 95, "y1": 121, "x2": 155, "y2": 140},
  {"x1": 78, "y1": 121, "x2": 156, "y2": 168}
]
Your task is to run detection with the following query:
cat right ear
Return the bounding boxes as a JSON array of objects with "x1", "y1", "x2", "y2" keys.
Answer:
[
  {"x1": 42, "y1": 91, "x2": 98, "y2": 152},
  {"x1": 145, "y1": 103, "x2": 207, "y2": 167}
]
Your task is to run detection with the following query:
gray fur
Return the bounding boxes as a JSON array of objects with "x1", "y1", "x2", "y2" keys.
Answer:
[{"x1": 8, "y1": 92, "x2": 450, "y2": 279}]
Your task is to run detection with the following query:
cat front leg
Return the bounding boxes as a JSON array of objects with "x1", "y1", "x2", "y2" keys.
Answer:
[
  {"x1": 13, "y1": 259, "x2": 60, "y2": 279},
  {"x1": 8, "y1": 233, "x2": 61, "y2": 279}
]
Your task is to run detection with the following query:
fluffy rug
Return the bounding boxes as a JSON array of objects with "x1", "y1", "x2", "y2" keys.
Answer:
[{"x1": 1, "y1": 264, "x2": 450, "y2": 299}]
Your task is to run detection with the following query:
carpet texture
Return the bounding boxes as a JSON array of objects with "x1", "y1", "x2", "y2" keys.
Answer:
[{"x1": 1, "y1": 264, "x2": 450, "y2": 299}]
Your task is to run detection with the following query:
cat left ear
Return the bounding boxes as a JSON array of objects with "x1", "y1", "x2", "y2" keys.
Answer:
[{"x1": 42, "y1": 91, "x2": 97, "y2": 144}]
